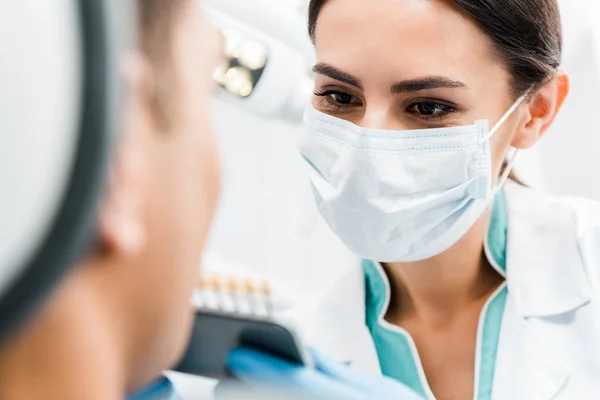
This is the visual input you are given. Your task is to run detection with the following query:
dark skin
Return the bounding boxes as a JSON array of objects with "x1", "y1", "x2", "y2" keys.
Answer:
[{"x1": 312, "y1": 0, "x2": 569, "y2": 398}]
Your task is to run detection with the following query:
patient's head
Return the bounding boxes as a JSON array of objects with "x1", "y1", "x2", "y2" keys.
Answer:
[{"x1": 92, "y1": 0, "x2": 223, "y2": 387}]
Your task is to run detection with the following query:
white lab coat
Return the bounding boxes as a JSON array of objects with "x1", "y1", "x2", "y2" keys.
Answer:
[{"x1": 290, "y1": 181, "x2": 600, "y2": 399}]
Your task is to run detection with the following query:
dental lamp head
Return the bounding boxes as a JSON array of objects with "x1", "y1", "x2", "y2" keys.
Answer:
[{"x1": 203, "y1": 1, "x2": 313, "y2": 125}]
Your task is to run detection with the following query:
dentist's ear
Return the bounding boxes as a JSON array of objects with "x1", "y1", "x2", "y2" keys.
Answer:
[
  {"x1": 511, "y1": 70, "x2": 570, "y2": 149},
  {"x1": 98, "y1": 54, "x2": 153, "y2": 257}
]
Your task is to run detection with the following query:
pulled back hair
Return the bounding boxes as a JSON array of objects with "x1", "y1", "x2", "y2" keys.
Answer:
[{"x1": 308, "y1": 0, "x2": 562, "y2": 99}]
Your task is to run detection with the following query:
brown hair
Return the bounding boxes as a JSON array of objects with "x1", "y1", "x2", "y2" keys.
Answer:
[
  {"x1": 308, "y1": 0, "x2": 562, "y2": 99},
  {"x1": 137, "y1": 0, "x2": 188, "y2": 128}
]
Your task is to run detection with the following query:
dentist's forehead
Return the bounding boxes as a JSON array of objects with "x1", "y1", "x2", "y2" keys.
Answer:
[{"x1": 313, "y1": 0, "x2": 501, "y2": 86}]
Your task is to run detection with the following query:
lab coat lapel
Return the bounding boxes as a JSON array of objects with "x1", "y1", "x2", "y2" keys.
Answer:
[
  {"x1": 493, "y1": 296, "x2": 569, "y2": 400},
  {"x1": 492, "y1": 182, "x2": 592, "y2": 400},
  {"x1": 515, "y1": 319, "x2": 569, "y2": 400}
]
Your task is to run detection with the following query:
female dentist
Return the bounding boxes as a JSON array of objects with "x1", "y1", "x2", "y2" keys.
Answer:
[{"x1": 224, "y1": 0, "x2": 600, "y2": 399}]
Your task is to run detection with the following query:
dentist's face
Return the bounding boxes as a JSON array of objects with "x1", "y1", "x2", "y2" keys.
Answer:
[{"x1": 311, "y1": 0, "x2": 520, "y2": 179}]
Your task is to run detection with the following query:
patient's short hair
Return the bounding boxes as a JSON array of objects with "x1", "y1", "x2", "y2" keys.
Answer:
[{"x1": 137, "y1": 0, "x2": 189, "y2": 128}]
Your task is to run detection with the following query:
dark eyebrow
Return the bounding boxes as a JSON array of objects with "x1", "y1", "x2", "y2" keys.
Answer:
[
  {"x1": 391, "y1": 77, "x2": 467, "y2": 94},
  {"x1": 312, "y1": 63, "x2": 363, "y2": 90}
]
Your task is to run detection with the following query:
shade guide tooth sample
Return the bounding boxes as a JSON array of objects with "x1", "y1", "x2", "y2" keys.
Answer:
[
  {"x1": 195, "y1": 273, "x2": 275, "y2": 317},
  {"x1": 178, "y1": 272, "x2": 311, "y2": 379}
]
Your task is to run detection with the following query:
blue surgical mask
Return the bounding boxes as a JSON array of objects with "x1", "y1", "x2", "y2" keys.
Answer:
[{"x1": 299, "y1": 94, "x2": 527, "y2": 262}]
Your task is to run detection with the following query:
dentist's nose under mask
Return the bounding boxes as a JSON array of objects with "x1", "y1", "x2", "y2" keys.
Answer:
[{"x1": 300, "y1": 95, "x2": 527, "y2": 263}]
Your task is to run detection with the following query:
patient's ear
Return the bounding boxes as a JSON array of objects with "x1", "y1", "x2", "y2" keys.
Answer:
[
  {"x1": 98, "y1": 54, "x2": 152, "y2": 257},
  {"x1": 511, "y1": 70, "x2": 570, "y2": 149},
  {"x1": 98, "y1": 162, "x2": 145, "y2": 257}
]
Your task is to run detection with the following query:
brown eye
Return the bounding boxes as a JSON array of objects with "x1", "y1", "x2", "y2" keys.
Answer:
[
  {"x1": 415, "y1": 103, "x2": 439, "y2": 115},
  {"x1": 330, "y1": 92, "x2": 353, "y2": 105},
  {"x1": 407, "y1": 101, "x2": 456, "y2": 121},
  {"x1": 314, "y1": 89, "x2": 363, "y2": 110}
]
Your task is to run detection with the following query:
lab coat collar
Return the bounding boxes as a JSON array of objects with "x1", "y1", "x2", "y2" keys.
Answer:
[
  {"x1": 491, "y1": 294, "x2": 570, "y2": 400},
  {"x1": 362, "y1": 181, "x2": 593, "y2": 318},
  {"x1": 503, "y1": 181, "x2": 592, "y2": 317}
]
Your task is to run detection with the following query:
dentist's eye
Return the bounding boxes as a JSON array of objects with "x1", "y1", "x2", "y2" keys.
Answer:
[
  {"x1": 407, "y1": 100, "x2": 456, "y2": 121},
  {"x1": 315, "y1": 89, "x2": 363, "y2": 110}
]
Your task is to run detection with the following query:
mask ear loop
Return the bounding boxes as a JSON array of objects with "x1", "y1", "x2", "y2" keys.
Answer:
[
  {"x1": 478, "y1": 88, "x2": 533, "y2": 192},
  {"x1": 479, "y1": 89, "x2": 531, "y2": 144},
  {"x1": 496, "y1": 147, "x2": 519, "y2": 191}
]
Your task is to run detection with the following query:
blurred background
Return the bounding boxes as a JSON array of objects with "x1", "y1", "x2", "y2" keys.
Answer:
[{"x1": 203, "y1": 0, "x2": 353, "y2": 297}]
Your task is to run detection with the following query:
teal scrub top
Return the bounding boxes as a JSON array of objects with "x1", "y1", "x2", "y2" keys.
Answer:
[{"x1": 364, "y1": 192, "x2": 509, "y2": 400}]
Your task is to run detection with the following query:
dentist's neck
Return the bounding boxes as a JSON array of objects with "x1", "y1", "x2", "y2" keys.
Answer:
[
  {"x1": 0, "y1": 269, "x2": 126, "y2": 400},
  {"x1": 383, "y1": 215, "x2": 504, "y2": 326}
]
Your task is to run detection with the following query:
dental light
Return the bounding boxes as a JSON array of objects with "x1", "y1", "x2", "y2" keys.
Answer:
[{"x1": 203, "y1": 0, "x2": 314, "y2": 124}]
